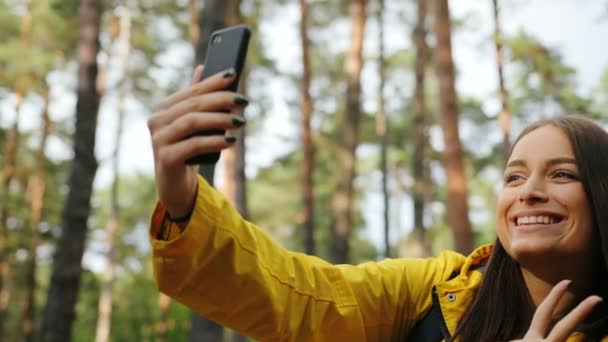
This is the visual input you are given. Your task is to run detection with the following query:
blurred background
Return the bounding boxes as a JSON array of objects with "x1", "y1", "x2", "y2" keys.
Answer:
[{"x1": 1, "y1": 0, "x2": 607, "y2": 341}]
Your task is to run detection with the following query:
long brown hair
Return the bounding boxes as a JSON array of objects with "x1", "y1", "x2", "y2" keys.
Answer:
[{"x1": 454, "y1": 115, "x2": 608, "y2": 341}]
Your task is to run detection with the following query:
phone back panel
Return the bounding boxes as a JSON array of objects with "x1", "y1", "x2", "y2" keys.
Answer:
[
  {"x1": 200, "y1": 25, "x2": 250, "y2": 90},
  {"x1": 186, "y1": 25, "x2": 250, "y2": 165}
]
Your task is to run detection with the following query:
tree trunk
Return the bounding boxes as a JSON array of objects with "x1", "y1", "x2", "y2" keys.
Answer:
[
  {"x1": 221, "y1": 0, "x2": 247, "y2": 218},
  {"x1": 299, "y1": 0, "x2": 315, "y2": 256},
  {"x1": 156, "y1": 293, "x2": 171, "y2": 342},
  {"x1": 0, "y1": 93, "x2": 22, "y2": 336},
  {"x1": 331, "y1": 0, "x2": 367, "y2": 264},
  {"x1": 94, "y1": 6, "x2": 131, "y2": 342},
  {"x1": 411, "y1": 0, "x2": 432, "y2": 257},
  {"x1": 190, "y1": 0, "x2": 226, "y2": 340},
  {"x1": 0, "y1": 1, "x2": 32, "y2": 329},
  {"x1": 375, "y1": 0, "x2": 390, "y2": 259},
  {"x1": 20, "y1": 89, "x2": 51, "y2": 342},
  {"x1": 219, "y1": 3, "x2": 249, "y2": 341},
  {"x1": 432, "y1": 0, "x2": 474, "y2": 254},
  {"x1": 492, "y1": 0, "x2": 512, "y2": 163},
  {"x1": 41, "y1": 1, "x2": 103, "y2": 341}
]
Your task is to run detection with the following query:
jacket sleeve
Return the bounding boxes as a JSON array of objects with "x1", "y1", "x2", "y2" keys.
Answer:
[{"x1": 149, "y1": 175, "x2": 463, "y2": 341}]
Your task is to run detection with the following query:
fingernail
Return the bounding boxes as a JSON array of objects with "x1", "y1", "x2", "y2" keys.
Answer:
[
  {"x1": 232, "y1": 116, "x2": 246, "y2": 127},
  {"x1": 234, "y1": 96, "x2": 249, "y2": 106},
  {"x1": 225, "y1": 136, "x2": 237, "y2": 143},
  {"x1": 223, "y1": 68, "x2": 236, "y2": 78}
]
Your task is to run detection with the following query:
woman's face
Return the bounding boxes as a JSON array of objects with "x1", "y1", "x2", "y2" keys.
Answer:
[{"x1": 496, "y1": 125, "x2": 594, "y2": 263}]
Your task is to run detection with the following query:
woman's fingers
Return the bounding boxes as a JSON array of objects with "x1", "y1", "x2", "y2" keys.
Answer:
[
  {"x1": 191, "y1": 65, "x2": 204, "y2": 85},
  {"x1": 149, "y1": 91, "x2": 248, "y2": 132},
  {"x1": 155, "y1": 67, "x2": 238, "y2": 112},
  {"x1": 520, "y1": 280, "x2": 603, "y2": 342},
  {"x1": 546, "y1": 295, "x2": 602, "y2": 342},
  {"x1": 156, "y1": 134, "x2": 236, "y2": 168},
  {"x1": 524, "y1": 280, "x2": 572, "y2": 339},
  {"x1": 153, "y1": 113, "x2": 246, "y2": 146}
]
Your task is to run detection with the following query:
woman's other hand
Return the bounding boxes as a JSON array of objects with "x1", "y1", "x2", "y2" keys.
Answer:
[
  {"x1": 511, "y1": 280, "x2": 602, "y2": 342},
  {"x1": 147, "y1": 66, "x2": 247, "y2": 220}
]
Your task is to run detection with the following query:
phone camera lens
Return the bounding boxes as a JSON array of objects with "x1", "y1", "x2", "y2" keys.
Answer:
[{"x1": 212, "y1": 35, "x2": 222, "y2": 45}]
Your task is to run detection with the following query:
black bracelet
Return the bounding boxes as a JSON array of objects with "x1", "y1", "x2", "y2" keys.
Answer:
[{"x1": 167, "y1": 211, "x2": 193, "y2": 223}]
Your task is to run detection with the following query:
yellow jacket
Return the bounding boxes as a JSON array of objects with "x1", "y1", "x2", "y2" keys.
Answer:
[{"x1": 149, "y1": 176, "x2": 604, "y2": 341}]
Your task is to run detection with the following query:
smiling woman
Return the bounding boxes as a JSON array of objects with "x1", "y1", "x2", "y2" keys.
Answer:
[
  {"x1": 147, "y1": 65, "x2": 608, "y2": 342},
  {"x1": 455, "y1": 116, "x2": 608, "y2": 341}
]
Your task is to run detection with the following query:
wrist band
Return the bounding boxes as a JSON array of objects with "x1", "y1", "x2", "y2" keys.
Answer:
[{"x1": 167, "y1": 211, "x2": 193, "y2": 223}]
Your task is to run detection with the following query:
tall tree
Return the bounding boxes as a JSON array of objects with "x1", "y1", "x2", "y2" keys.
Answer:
[
  {"x1": 331, "y1": 0, "x2": 367, "y2": 264},
  {"x1": 41, "y1": 1, "x2": 103, "y2": 341},
  {"x1": 0, "y1": 91, "x2": 21, "y2": 339},
  {"x1": 20, "y1": 90, "x2": 51, "y2": 342},
  {"x1": 299, "y1": 0, "x2": 315, "y2": 255},
  {"x1": 156, "y1": 293, "x2": 172, "y2": 342},
  {"x1": 375, "y1": 0, "x2": 389, "y2": 258},
  {"x1": 94, "y1": 6, "x2": 131, "y2": 342},
  {"x1": 411, "y1": 0, "x2": 432, "y2": 256},
  {"x1": 190, "y1": 0, "x2": 226, "y2": 340},
  {"x1": 432, "y1": 0, "x2": 474, "y2": 254},
  {"x1": 219, "y1": 2, "x2": 248, "y2": 341},
  {"x1": 221, "y1": 0, "x2": 248, "y2": 220},
  {"x1": 492, "y1": 0, "x2": 512, "y2": 162},
  {"x1": 0, "y1": 3, "x2": 31, "y2": 332}
]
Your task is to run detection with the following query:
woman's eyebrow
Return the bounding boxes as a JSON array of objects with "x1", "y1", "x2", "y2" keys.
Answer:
[
  {"x1": 546, "y1": 157, "x2": 577, "y2": 167},
  {"x1": 505, "y1": 159, "x2": 525, "y2": 168},
  {"x1": 505, "y1": 157, "x2": 576, "y2": 169}
]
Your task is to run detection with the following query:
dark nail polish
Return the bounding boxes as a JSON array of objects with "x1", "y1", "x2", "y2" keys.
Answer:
[
  {"x1": 223, "y1": 68, "x2": 236, "y2": 78},
  {"x1": 225, "y1": 136, "x2": 237, "y2": 143},
  {"x1": 232, "y1": 116, "x2": 246, "y2": 127},
  {"x1": 234, "y1": 96, "x2": 249, "y2": 106}
]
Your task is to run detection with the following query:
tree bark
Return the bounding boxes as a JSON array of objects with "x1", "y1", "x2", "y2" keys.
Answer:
[
  {"x1": 20, "y1": 89, "x2": 51, "y2": 342},
  {"x1": 331, "y1": 0, "x2": 367, "y2": 264},
  {"x1": 375, "y1": 0, "x2": 390, "y2": 259},
  {"x1": 220, "y1": 3, "x2": 249, "y2": 342},
  {"x1": 190, "y1": 0, "x2": 227, "y2": 340},
  {"x1": 411, "y1": 0, "x2": 432, "y2": 257},
  {"x1": 156, "y1": 293, "x2": 171, "y2": 342},
  {"x1": 41, "y1": 1, "x2": 103, "y2": 341},
  {"x1": 0, "y1": 2, "x2": 32, "y2": 330},
  {"x1": 432, "y1": 0, "x2": 474, "y2": 254},
  {"x1": 94, "y1": 6, "x2": 131, "y2": 342},
  {"x1": 0, "y1": 93, "x2": 22, "y2": 337},
  {"x1": 492, "y1": 0, "x2": 512, "y2": 163},
  {"x1": 299, "y1": 0, "x2": 315, "y2": 256}
]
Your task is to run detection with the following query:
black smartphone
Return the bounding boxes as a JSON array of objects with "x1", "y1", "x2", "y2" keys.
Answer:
[{"x1": 186, "y1": 24, "x2": 251, "y2": 165}]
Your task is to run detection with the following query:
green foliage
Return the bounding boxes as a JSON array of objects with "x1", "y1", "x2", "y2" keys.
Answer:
[
  {"x1": 0, "y1": 2, "x2": 19, "y2": 40},
  {"x1": 248, "y1": 132, "x2": 377, "y2": 261},
  {"x1": 0, "y1": 0, "x2": 77, "y2": 94},
  {"x1": 50, "y1": 0, "x2": 79, "y2": 17},
  {"x1": 505, "y1": 29, "x2": 596, "y2": 119}
]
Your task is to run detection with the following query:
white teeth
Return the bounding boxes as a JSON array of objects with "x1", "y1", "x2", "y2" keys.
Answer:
[{"x1": 516, "y1": 215, "x2": 557, "y2": 226}]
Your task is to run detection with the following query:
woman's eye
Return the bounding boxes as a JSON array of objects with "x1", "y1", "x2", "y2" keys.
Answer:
[
  {"x1": 504, "y1": 174, "x2": 523, "y2": 184},
  {"x1": 552, "y1": 171, "x2": 578, "y2": 180}
]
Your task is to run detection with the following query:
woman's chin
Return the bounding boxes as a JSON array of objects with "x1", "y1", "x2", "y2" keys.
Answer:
[{"x1": 507, "y1": 238, "x2": 555, "y2": 262}]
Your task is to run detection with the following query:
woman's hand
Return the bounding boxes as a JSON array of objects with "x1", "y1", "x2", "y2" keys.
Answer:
[
  {"x1": 511, "y1": 280, "x2": 603, "y2": 342},
  {"x1": 147, "y1": 66, "x2": 248, "y2": 219}
]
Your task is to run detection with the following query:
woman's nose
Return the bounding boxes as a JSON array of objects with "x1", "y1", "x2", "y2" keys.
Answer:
[{"x1": 518, "y1": 178, "x2": 549, "y2": 203}]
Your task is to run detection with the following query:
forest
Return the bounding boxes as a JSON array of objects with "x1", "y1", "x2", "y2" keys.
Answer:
[{"x1": 1, "y1": 0, "x2": 607, "y2": 341}]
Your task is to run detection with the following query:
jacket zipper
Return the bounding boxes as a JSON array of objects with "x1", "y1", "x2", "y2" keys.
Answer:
[{"x1": 432, "y1": 285, "x2": 452, "y2": 341}]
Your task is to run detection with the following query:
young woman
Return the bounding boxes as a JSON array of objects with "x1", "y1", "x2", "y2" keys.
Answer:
[{"x1": 147, "y1": 66, "x2": 608, "y2": 341}]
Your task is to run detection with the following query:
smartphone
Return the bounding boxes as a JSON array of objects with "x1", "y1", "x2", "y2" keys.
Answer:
[{"x1": 186, "y1": 24, "x2": 251, "y2": 165}]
